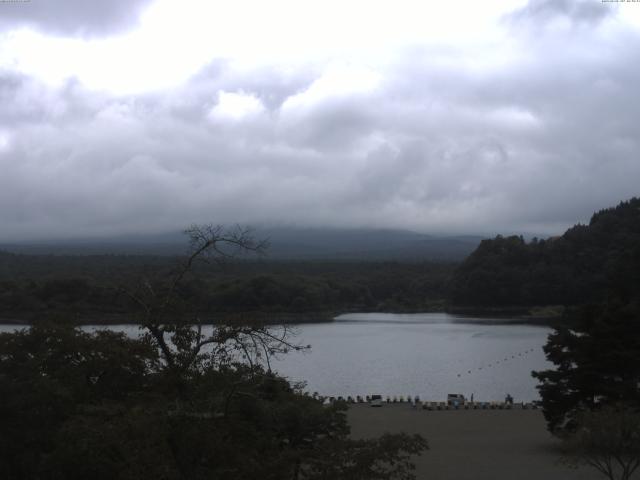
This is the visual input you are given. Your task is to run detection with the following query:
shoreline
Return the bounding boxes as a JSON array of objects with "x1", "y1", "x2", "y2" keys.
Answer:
[
  {"x1": 0, "y1": 308, "x2": 560, "y2": 326},
  {"x1": 445, "y1": 305, "x2": 563, "y2": 324},
  {"x1": 0, "y1": 311, "x2": 338, "y2": 326}
]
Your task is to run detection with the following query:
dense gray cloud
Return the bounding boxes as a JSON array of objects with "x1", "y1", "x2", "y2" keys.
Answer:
[
  {"x1": 0, "y1": 1, "x2": 638, "y2": 241},
  {"x1": 505, "y1": 0, "x2": 614, "y2": 27},
  {"x1": 0, "y1": 0, "x2": 152, "y2": 37}
]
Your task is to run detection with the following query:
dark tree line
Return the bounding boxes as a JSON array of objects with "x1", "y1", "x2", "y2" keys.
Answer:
[
  {"x1": 450, "y1": 198, "x2": 640, "y2": 308},
  {"x1": 0, "y1": 255, "x2": 453, "y2": 323}
]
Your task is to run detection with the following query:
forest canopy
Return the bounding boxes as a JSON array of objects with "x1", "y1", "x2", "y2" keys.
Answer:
[{"x1": 450, "y1": 198, "x2": 640, "y2": 309}]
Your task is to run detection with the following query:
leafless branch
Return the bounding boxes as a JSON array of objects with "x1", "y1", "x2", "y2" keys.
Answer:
[{"x1": 117, "y1": 224, "x2": 304, "y2": 377}]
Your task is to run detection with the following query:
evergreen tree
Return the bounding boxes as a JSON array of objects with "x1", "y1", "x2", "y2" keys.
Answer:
[{"x1": 532, "y1": 299, "x2": 640, "y2": 433}]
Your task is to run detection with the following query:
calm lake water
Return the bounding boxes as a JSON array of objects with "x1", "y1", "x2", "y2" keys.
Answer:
[
  {"x1": 274, "y1": 313, "x2": 552, "y2": 402},
  {"x1": 0, "y1": 313, "x2": 552, "y2": 402}
]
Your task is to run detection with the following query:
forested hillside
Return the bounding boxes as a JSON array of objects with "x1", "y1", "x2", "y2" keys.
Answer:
[
  {"x1": 0, "y1": 254, "x2": 452, "y2": 323},
  {"x1": 4, "y1": 198, "x2": 639, "y2": 322},
  {"x1": 450, "y1": 198, "x2": 640, "y2": 308}
]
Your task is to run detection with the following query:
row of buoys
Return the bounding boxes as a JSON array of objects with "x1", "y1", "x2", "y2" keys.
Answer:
[{"x1": 456, "y1": 348, "x2": 538, "y2": 377}]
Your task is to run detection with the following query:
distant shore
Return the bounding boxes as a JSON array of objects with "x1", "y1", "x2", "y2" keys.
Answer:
[
  {"x1": 348, "y1": 404, "x2": 598, "y2": 480},
  {"x1": 445, "y1": 305, "x2": 564, "y2": 324},
  {"x1": 0, "y1": 310, "x2": 338, "y2": 326},
  {"x1": 0, "y1": 307, "x2": 563, "y2": 326}
]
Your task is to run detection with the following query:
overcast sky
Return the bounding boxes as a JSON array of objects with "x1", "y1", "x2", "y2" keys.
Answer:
[{"x1": 0, "y1": 0, "x2": 639, "y2": 241}]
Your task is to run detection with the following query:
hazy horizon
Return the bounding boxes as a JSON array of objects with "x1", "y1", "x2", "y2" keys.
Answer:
[{"x1": 0, "y1": 222, "x2": 551, "y2": 247}]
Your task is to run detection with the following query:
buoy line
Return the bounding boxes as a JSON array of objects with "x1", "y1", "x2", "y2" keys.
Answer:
[{"x1": 455, "y1": 347, "x2": 538, "y2": 378}]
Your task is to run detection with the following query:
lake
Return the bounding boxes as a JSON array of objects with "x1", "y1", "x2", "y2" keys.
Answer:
[
  {"x1": 273, "y1": 313, "x2": 551, "y2": 403},
  {"x1": 0, "y1": 312, "x2": 552, "y2": 403}
]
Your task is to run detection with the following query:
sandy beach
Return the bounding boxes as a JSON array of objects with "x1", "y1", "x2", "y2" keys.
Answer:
[{"x1": 348, "y1": 404, "x2": 603, "y2": 480}]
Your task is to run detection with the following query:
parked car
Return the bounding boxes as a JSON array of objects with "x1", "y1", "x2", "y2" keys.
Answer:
[{"x1": 447, "y1": 393, "x2": 465, "y2": 407}]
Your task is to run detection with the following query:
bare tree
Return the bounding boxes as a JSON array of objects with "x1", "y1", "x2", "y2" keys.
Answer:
[
  {"x1": 562, "y1": 404, "x2": 640, "y2": 480},
  {"x1": 120, "y1": 224, "x2": 305, "y2": 374}
]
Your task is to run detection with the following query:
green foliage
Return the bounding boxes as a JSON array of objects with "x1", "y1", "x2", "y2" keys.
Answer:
[
  {"x1": 0, "y1": 324, "x2": 427, "y2": 480},
  {"x1": 0, "y1": 259, "x2": 453, "y2": 323},
  {"x1": 0, "y1": 323, "x2": 158, "y2": 479},
  {"x1": 451, "y1": 197, "x2": 640, "y2": 308},
  {"x1": 532, "y1": 299, "x2": 640, "y2": 433},
  {"x1": 525, "y1": 199, "x2": 640, "y2": 480}
]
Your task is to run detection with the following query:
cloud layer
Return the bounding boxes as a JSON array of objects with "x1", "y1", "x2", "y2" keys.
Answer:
[
  {"x1": 0, "y1": 0, "x2": 638, "y2": 241},
  {"x1": 0, "y1": 0, "x2": 152, "y2": 37}
]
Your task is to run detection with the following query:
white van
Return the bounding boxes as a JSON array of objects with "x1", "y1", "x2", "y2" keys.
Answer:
[{"x1": 370, "y1": 394, "x2": 383, "y2": 407}]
